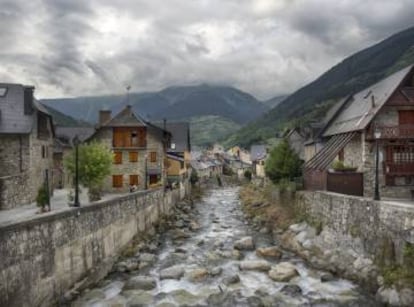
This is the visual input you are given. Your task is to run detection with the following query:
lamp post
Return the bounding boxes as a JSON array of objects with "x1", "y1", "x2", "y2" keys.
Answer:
[
  {"x1": 145, "y1": 153, "x2": 148, "y2": 190},
  {"x1": 374, "y1": 128, "x2": 381, "y2": 201},
  {"x1": 73, "y1": 135, "x2": 81, "y2": 207}
]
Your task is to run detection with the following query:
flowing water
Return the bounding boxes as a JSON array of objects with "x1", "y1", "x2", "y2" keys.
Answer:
[{"x1": 72, "y1": 187, "x2": 378, "y2": 306}]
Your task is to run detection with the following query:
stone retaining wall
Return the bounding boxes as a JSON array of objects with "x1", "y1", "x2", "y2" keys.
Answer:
[
  {"x1": 0, "y1": 188, "x2": 182, "y2": 307},
  {"x1": 296, "y1": 191, "x2": 414, "y2": 263}
]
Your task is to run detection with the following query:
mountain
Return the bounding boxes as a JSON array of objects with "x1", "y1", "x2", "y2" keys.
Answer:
[
  {"x1": 41, "y1": 85, "x2": 268, "y2": 125},
  {"x1": 225, "y1": 26, "x2": 414, "y2": 148},
  {"x1": 41, "y1": 103, "x2": 90, "y2": 127},
  {"x1": 262, "y1": 95, "x2": 288, "y2": 108}
]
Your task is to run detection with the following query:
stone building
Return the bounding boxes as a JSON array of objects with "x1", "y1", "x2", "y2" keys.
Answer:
[
  {"x1": 0, "y1": 84, "x2": 54, "y2": 209},
  {"x1": 160, "y1": 122, "x2": 192, "y2": 193},
  {"x1": 250, "y1": 144, "x2": 267, "y2": 178},
  {"x1": 305, "y1": 65, "x2": 414, "y2": 199},
  {"x1": 89, "y1": 106, "x2": 170, "y2": 193}
]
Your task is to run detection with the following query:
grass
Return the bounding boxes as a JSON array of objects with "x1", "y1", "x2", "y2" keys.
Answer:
[{"x1": 239, "y1": 183, "x2": 297, "y2": 230}]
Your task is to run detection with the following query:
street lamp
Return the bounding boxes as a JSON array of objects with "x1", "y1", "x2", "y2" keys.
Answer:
[
  {"x1": 145, "y1": 153, "x2": 148, "y2": 190},
  {"x1": 374, "y1": 127, "x2": 381, "y2": 201},
  {"x1": 73, "y1": 135, "x2": 81, "y2": 207}
]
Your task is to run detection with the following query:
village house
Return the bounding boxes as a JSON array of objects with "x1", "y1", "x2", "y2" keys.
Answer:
[
  {"x1": 250, "y1": 144, "x2": 267, "y2": 177},
  {"x1": 305, "y1": 65, "x2": 414, "y2": 199},
  {"x1": 162, "y1": 122, "x2": 191, "y2": 192},
  {"x1": 0, "y1": 84, "x2": 54, "y2": 209},
  {"x1": 89, "y1": 105, "x2": 170, "y2": 193}
]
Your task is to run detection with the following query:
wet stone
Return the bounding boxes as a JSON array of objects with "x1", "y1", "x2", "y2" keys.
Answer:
[
  {"x1": 280, "y1": 284, "x2": 302, "y2": 297},
  {"x1": 124, "y1": 276, "x2": 156, "y2": 291},
  {"x1": 222, "y1": 274, "x2": 240, "y2": 285},
  {"x1": 159, "y1": 265, "x2": 185, "y2": 280},
  {"x1": 234, "y1": 236, "x2": 255, "y2": 250}
]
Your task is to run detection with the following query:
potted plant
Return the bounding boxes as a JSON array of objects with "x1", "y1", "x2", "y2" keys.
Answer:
[
  {"x1": 36, "y1": 186, "x2": 50, "y2": 213},
  {"x1": 332, "y1": 160, "x2": 358, "y2": 172}
]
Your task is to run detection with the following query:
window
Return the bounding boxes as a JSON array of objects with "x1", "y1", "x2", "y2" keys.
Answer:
[
  {"x1": 150, "y1": 151, "x2": 157, "y2": 162},
  {"x1": 112, "y1": 175, "x2": 123, "y2": 188},
  {"x1": 129, "y1": 174, "x2": 139, "y2": 186},
  {"x1": 129, "y1": 151, "x2": 138, "y2": 162},
  {"x1": 113, "y1": 151, "x2": 122, "y2": 164},
  {"x1": 338, "y1": 148, "x2": 344, "y2": 162},
  {"x1": 41, "y1": 145, "x2": 47, "y2": 158},
  {"x1": 0, "y1": 87, "x2": 7, "y2": 97},
  {"x1": 149, "y1": 174, "x2": 158, "y2": 185}
]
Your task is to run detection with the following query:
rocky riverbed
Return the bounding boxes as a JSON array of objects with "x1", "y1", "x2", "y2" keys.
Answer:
[{"x1": 71, "y1": 187, "x2": 378, "y2": 306}]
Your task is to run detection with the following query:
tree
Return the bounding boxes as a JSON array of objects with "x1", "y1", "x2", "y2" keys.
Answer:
[
  {"x1": 190, "y1": 169, "x2": 199, "y2": 186},
  {"x1": 265, "y1": 139, "x2": 302, "y2": 184},
  {"x1": 64, "y1": 142, "x2": 112, "y2": 200},
  {"x1": 244, "y1": 169, "x2": 252, "y2": 181}
]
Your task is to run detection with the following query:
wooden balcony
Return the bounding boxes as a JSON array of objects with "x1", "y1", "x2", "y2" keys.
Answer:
[
  {"x1": 385, "y1": 162, "x2": 414, "y2": 175},
  {"x1": 367, "y1": 125, "x2": 414, "y2": 140}
]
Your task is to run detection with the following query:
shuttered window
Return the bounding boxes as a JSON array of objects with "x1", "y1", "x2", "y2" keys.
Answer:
[
  {"x1": 112, "y1": 175, "x2": 123, "y2": 188},
  {"x1": 113, "y1": 127, "x2": 147, "y2": 147},
  {"x1": 129, "y1": 174, "x2": 139, "y2": 186},
  {"x1": 150, "y1": 151, "x2": 157, "y2": 162},
  {"x1": 113, "y1": 151, "x2": 122, "y2": 164},
  {"x1": 149, "y1": 174, "x2": 158, "y2": 184},
  {"x1": 129, "y1": 151, "x2": 138, "y2": 162}
]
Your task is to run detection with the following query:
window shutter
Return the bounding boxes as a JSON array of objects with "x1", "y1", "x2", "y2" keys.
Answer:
[
  {"x1": 129, "y1": 174, "x2": 139, "y2": 186},
  {"x1": 114, "y1": 151, "x2": 122, "y2": 164},
  {"x1": 112, "y1": 175, "x2": 123, "y2": 188},
  {"x1": 150, "y1": 151, "x2": 157, "y2": 162},
  {"x1": 129, "y1": 151, "x2": 138, "y2": 162}
]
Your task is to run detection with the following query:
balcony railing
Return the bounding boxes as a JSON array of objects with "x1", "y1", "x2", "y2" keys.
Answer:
[
  {"x1": 385, "y1": 162, "x2": 414, "y2": 175},
  {"x1": 367, "y1": 125, "x2": 414, "y2": 140}
]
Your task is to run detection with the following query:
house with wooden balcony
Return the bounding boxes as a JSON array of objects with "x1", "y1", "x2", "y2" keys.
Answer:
[
  {"x1": 304, "y1": 64, "x2": 414, "y2": 199},
  {"x1": 90, "y1": 105, "x2": 171, "y2": 193}
]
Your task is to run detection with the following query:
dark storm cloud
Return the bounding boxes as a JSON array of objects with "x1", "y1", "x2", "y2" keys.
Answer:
[{"x1": 0, "y1": 0, "x2": 413, "y2": 99}]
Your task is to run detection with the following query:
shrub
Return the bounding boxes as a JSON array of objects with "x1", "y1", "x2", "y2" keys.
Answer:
[
  {"x1": 36, "y1": 186, "x2": 49, "y2": 208},
  {"x1": 244, "y1": 169, "x2": 252, "y2": 181}
]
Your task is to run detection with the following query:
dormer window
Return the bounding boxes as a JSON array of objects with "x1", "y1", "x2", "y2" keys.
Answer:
[{"x1": 0, "y1": 87, "x2": 7, "y2": 97}]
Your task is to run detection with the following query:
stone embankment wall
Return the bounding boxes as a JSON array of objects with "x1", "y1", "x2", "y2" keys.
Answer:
[
  {"x1": 296, "y1": 191, "x2": 414, "y2": 263},
  {"x1": 0, "y1": 188, "x2": 183, "y2": 307}
]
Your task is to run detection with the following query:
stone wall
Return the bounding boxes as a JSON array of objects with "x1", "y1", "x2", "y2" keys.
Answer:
[
  {"x1": 296, "y1": 191, "x2": 414, "y2": 263},
  {"x1": 0, "y1": 130, "x2": 53, "y2": 209},
  {"x1": 0, "y1": 188, "x2": 183, "y2": 307}
]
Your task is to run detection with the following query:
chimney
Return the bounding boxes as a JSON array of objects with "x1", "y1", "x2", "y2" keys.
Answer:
[
  {"x1": 24, "y1": 86, "x2": 35, "y2": 115},
  {"x1": 99, "y1": 110, "x2": 111, "y2": 125},
  {"x1": 163, "y1": 118, "x2": 167, "y2": 131},
  {"x1": 371, "y1": 95, "x2": 376, "y2": 108}
]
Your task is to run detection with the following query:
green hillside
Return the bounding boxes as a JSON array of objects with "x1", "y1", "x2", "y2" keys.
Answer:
[
  {"x1": 189, "y1": 115, "x2": 241, "y2": 146},
  {"x1": 225, "y1": 26, "x2": 414, "y2": 148}
]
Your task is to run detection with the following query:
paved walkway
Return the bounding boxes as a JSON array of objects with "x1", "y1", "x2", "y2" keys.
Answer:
[{"x1": 0, "y1": 188, "x2": 125, "y2": 228}]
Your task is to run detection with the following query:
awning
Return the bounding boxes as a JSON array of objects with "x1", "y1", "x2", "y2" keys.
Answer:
[{"x1": 304, "y1": 132, "x2": 357, "y2": 171}]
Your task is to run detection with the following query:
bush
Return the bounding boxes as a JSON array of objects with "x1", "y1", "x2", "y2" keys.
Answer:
[
  {"x1": 190, "y1": 169, "x2": 199, "y2": 186},
  {"x1": 36, "y1": 186, "x2": 49, "y2": 208},
  {"x1": 244, "y1": 169, "x2": 252, "y2": 181}
]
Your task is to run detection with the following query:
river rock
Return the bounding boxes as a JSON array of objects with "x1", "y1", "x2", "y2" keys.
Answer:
[
  {"x1": 160, "y1": 265, "x2": 185, "y2": 280},
  {"x1": 115, "y1": 259, "x2": 139, "y2": 272},
  {"x1": 295, "y1": 228, "x2": 316, "y2": 245},
  {"x1": 289, "y1": 222, "x2": 308, "y2": 234},
  {"x1": 239, "y1": 260, "x2": 271, "y2": 272},
  {"x1": 320, "y1": 272, "x2": 335, "y2": 282},
  {"x1": 234, "y1": 236, "x2": 255, "y2": 250},
  {"x1": 400, "y1": 288, "x2": 414, "y2": 306},
  {"x1": 256, "y1": 246, "x2": 282, "y2": 259},
  {"x1": 222, "y1": 274, "x2": 240, "y2": 285},
  {"x1": 280, "y1": 284, "x2": 302, "y2": 296},
  {"x1": 210, "y1": 267, "x2": 223, "y2": 277},
  {"x1": 139, "y1": 253, "x2": 156, "y2": 263},
  {"x1": 171, "y1": 229, "x2": 191, "y2": 240},
  {"x1": 268, "y1": 262, "x2": 299, "y2": 282},
  {"x1": 376, "y1": 286, "x2": 401, "y2": 306},
  {"x1": 190, "y1": 221, "x2": 201, "y2": 230},
  {"x1": 124, "y1": 289, "x2": 153, "y2": 305},
  {"x1": 82, "y1": 289, "x2": 106, "y2": 301},
  {"x1": 168, "y1": 289, "x2": 200, "y2": 305},
  {"x1": 124, "y1": 276, "x2": 156, "y2": 290},
  {"x1": 187, "y1": 268, "x2": 209, "y2": 282},
  {"x1": 197, "y1": 239, "x2": 205, "y2": 246},
  {"x1": 232, "y1": 249, "x2": 244, "y2": 260}
]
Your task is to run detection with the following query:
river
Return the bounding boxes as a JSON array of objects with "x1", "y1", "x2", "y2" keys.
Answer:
[{"x1": 72, "y1": 187, "x2": 378, "y2": 306}]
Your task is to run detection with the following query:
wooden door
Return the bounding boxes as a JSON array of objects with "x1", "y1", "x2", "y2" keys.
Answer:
[{"x1": 398, "y1": 111, "x2": 414, "y2": 125}]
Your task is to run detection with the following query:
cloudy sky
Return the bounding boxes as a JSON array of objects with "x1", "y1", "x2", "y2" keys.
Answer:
[{"x1": 1, "y1": 0, "x2": 413, "y2": 100}]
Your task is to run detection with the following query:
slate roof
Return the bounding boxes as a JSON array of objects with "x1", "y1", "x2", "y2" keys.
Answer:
[
  {"x1": 0, "y1": 83, "x2": 53, "y2": 134},
  {"x1": 91, "y1": 105, "x2": 171, "y2": 141},
  {"x1": 155, "y1": 122, "x2": 190, "y2": 153},
  {"x1": 323, "y1": 65, "x2": 414, "y2": 137},
  {"x1": 250, "y1": 145, "x2": 267, "y2": 161}
]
